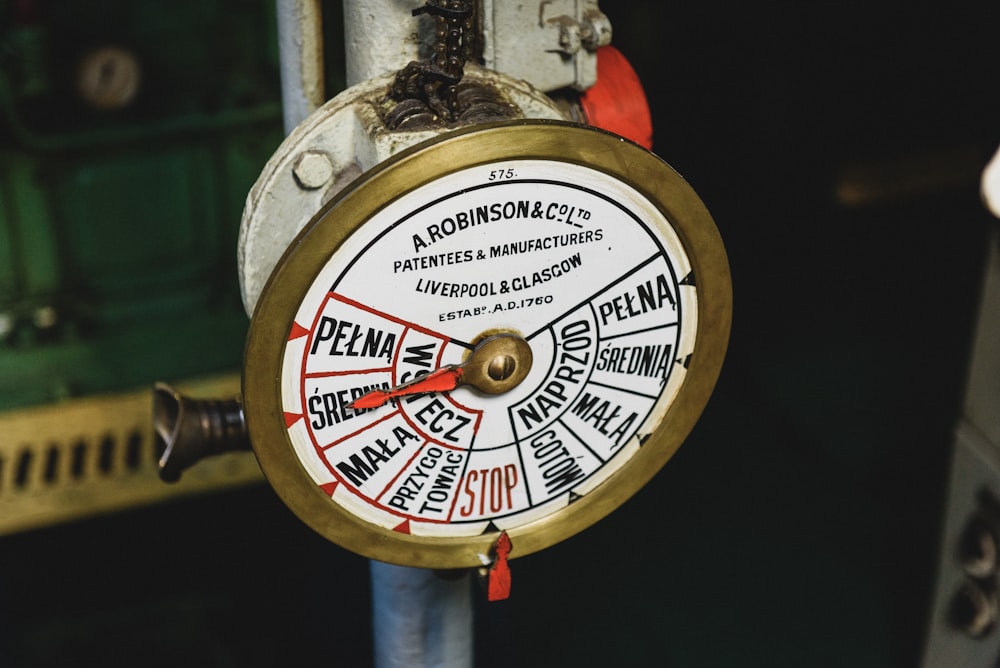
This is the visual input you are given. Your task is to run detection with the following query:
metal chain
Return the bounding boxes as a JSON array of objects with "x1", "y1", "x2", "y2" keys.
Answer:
[
  {"x1": 387, "y1": 0, "x2": 473, "y2": 122},
  {"x1": 384, "y1": 0, "x2": 516, "y2": 130}
]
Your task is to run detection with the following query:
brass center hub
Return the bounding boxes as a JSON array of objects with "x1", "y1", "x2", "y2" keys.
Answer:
[{"x1": 463, "y1": 334, "x2": 532, "y2": 395}]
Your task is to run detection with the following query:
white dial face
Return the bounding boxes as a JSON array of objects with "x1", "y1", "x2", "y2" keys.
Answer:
[{"x1": 278, "y1": 159, "x2": 695, "y2": 537}]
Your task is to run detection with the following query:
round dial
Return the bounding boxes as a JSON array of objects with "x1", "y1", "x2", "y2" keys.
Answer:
[{"x1": 243, "y1": 121, "x2": 731, "y2": 568}]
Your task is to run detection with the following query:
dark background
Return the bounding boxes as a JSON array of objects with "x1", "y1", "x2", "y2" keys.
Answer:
[{"x1": 3, "y1": 1, "x2": 1000, "y2": 666}]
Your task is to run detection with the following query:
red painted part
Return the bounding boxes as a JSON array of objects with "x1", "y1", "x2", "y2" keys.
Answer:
[
  {"x1": 288, "y1": 322, "x2": 310, "y2": 340},
  {"x1": 350, "y1": 366, "x2": 462, "y2": 410},
  {"x1": 487, "y1": 531, "x2": 512, "y2": 601},
  {"x1": 579, "y1": 46, "x2": 654, "y2": 150}
]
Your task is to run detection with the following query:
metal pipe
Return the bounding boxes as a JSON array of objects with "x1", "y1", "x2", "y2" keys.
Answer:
[
  {"x1": 371, "y1": 562, "x2": 474, "y2": 668},
  {"x1": 343, "y1": 0, "x2": 426, "y2": 87},
  {"x1": 275, "y1": 5, "x2": 475, "y2": 665},
  {"x1": 276, "y1": 0, "x2": 325, "y2": 133}
]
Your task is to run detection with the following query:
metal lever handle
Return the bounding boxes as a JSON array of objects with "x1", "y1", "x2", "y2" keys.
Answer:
[{"x1": 152, "y1": 383, "x2": 251, "y2": 482}]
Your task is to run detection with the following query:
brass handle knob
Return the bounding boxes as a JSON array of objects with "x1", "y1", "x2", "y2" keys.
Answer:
[{"x1": 152, "y1": 383, "x2": 251, "y2": 482}]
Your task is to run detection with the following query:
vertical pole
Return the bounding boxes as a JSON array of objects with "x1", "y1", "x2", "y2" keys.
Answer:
[
  {"x1": 370, "y1": 562, "x2": 474, "y2": 668},
  {"x1": 274, "y1": 2, "x2": 475, "y2": 665},
  {"x1": 275, "y1": 0, "x2": 325, "y2": 133},
  {"x1": 345, "y1": 1, "x2": 476, "y2": 663},
  {"x1": 342, "y1": 0, "x2": 425, "y2": 87}
]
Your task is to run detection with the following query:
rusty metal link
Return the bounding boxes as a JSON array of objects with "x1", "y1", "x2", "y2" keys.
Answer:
[{"x1": 384, "y1": 0, "x2": 516, "y2": 130}]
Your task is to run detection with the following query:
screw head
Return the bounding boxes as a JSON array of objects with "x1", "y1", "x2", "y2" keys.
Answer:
[{"x1": 487, "y1": 355, "x2": 516, "y2": 381}]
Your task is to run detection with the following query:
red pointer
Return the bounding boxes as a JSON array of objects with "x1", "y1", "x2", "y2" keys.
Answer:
[
  {"x1": 347, "y1": 334, "x2": 533, "y2": 411},
  {"x1": 348, "y1": 366, "x2": 463, "y2": 410}
]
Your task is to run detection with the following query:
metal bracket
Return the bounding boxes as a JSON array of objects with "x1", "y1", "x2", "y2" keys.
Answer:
[{"x1": 481, "y1": 0, "x2": 612, "y2": 92}]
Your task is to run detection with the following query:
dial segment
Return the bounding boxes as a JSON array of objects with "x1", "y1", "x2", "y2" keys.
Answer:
[
  {"x1": 319, "y1": 170, "x2": 683, "y2": 342},
  {"x1": 279, "y1": 159, "x2": 696, "y2": 536}
]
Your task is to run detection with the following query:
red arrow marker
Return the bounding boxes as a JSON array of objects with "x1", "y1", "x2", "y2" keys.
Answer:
[
  {"x1": 488, "y1": 531, "x2": 512, "y2": 601},
  {"x1": 348, "y1": 366, "x2": 463, "y2": 410}
]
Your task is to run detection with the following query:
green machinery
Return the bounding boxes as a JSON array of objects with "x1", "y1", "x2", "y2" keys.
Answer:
[{"x1": 0, "y1": 0, "x2": 317, "y2": 531}]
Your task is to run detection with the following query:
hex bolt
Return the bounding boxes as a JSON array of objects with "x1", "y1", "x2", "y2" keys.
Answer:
[{"x1": 292, "y1": 150, "x2": 334, "y2": 190}]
